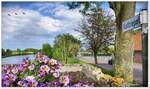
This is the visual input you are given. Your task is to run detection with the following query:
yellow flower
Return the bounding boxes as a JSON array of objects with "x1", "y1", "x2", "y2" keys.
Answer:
[
  {"x1": 98, "y1": 74, "x2": 112, "y2": 81},
  {"x1": 110, "y1": 77, "x2": 124, "y2": 87}
]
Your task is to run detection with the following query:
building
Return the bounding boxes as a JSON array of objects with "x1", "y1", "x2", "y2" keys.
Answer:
[{"x1": 134, "y1": 32, "x2": 142, "y2": 63}]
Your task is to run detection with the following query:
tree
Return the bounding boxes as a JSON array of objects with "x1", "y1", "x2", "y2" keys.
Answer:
[
  {"x1": 24, "y1": 48, "x2": 39, "y2": 53},
  {"x1": 67, "y1": 2, "x2": 136, "y2": 83},
  {"x1": 53, "y1": 33, "x2": 80, "y2": 63},
  {"x1": 76, "y1": 7, "x2": 115, "y2": 65},
  {"x1": 6, "y1": 49, "x2": 12, "y2": 56},
  {"x1": 17, "y1": 48, "x2": 21, "y2": 54},
  {"x1": 109, "y1": 2, "x2": 135, "y2": 83},
  {"x1": 42, "y1": 43, "x2": 53, "y2": 58},
  {"x1": 2, "y1": 48, "x2": 6, "y2": 57}
]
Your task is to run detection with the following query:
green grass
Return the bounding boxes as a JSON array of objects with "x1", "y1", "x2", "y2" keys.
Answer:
[
  {"x1": 100, "y1": 67, "x2": 114, "y2": 76},
  {"x1": 61, "y1": 57, "x2": 87, "y2": 65},
  {"x1": 68, "y1": 57, "x2": 87, "y2": 64}
]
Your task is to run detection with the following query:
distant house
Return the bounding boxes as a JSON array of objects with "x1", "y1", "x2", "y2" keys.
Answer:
[{"x1": 134, "y1": 32, "x2": 142, "y2": 63}]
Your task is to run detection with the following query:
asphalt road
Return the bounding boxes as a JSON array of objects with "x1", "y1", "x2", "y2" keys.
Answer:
[{"x1": 78, "y1": 56, "x2": 142, "y2": 83}]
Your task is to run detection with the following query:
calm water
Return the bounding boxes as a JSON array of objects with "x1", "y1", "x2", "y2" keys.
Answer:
[{"x1": 2, "y1": 54, "x2": 35, "y2": 64}]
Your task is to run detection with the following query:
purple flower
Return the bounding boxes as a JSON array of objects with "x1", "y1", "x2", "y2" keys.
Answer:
[
  {"x1": 59, "y1": 75, "x2": 70, "y2": 86},
  {"x1": 22, "y1": 58, "x2": 30, "y2": 67},
  {"x1": 40, "y1": 65, "x2": 50, "y2": 73},
  {"x1": 38, "y1": 70, "x2": 46, "y2": 77},
  {"x1": 17, "y1": 80, "x2": 28, "y2": 87},
  {"x1": 2, "y1": 74, "x2": 17, "y2": 82},
  {"x1": 45, "y1": 82, "x2": 51, "y2": 87},
  {"x1": 28, "y1": 79, "x2": 38, "y2": 87},
  {"x1": 46, "y1": 82, "x2": 60, "y2": 87},
  {"x1": 36, "y1": 52, "x2": 43, "y2": 60},
  {"x1": 53, "y1": 82, "x2": 60, "y2": 87},
  {"x1": 2, "y1": 65, "x2": 11, "y2": 74},
  {"x1": 8, "y1": 74, "x2": 17, "y2": 81},
  {"x1": 38, "y1": 82, "x2": 45, "y2": 87},
  {"x1": 2, "y1": 80, "x2": 11, "y2": 87},
  {"x1": 18, "y1": 64, "x2": 26, "y2": 72},
  {"x1": 2, "y1": 74, "x2": 9, "y2": 81},
  {"x1": 51, "y1": 82, "x2": 60, "y2": 87},
  {"x1": 2, "y1": 65, "x2": 9, "y2": 70},
  {"x1": 36, "y1": 52, "x2": 43, "y2": 55},
  {"x1": 42, "y1": 55, "x2": 49, "y2": 64},
  {"x1": 2, "y1": 74, "x2": 17, "y2": 87},
  {"x1": 18, "y1": 76, "x2": 38, "y2": 87},
  {"x1": 28, "y1": 64, "x2": 35, "y2": 71},
  {"x1": 36, "y1": 55, "x2": 49, "y2": 64}
]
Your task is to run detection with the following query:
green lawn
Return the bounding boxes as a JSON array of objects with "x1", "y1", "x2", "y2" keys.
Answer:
[{"x1": 61, "y1": 57, "x2": 87, "y2": 64}]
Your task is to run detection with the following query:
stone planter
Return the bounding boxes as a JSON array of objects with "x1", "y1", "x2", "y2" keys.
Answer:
[{"x1": 61, "y1": 64, "x2": 125, "y2": 87}]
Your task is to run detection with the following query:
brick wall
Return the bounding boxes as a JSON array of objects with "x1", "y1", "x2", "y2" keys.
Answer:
[{"x1": 134, "y1": 51, "x2": 142, "y2": 63}]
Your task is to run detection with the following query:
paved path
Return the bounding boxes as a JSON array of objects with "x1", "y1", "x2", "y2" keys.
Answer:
[{"x1": 78, "y1": 56, "x2": 142, "y2": 83}]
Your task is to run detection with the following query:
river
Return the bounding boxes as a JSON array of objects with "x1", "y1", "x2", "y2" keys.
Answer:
[{"x1": 2, "y1": 54, "x2": 35, "y2": 64}]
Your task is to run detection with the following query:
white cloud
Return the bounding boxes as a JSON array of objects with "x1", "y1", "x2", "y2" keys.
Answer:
[
  {"x1": 54, "y1": 7, "x2": 83, "y2": 20},
  {"x1": 2, "y1": 5, "x2": 83, "y2": 49},
  {"x1": 38, "y1": 16, "x2": 63, "y2": 32}
]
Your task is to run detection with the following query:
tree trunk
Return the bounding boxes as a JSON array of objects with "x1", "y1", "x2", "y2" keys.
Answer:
[
  {"x1": 93, "y1": 51, "x2": 98, "y2": 65},
  {"x1": 114, "y1": 32, "x2": 134, "y2": 83},
  {"x1": 110, "y1": 2, "x2": 135, "y2": 83}
]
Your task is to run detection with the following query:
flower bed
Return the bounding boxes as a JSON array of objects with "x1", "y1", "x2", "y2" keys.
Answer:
[
  {"x1": 2, "y1": 52, "x2": 94, "y2": 87},
  {"x1": 2, "y1": 52, "x2": 125, "y2": 87}
]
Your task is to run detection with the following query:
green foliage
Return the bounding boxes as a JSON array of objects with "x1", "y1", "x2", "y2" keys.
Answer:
[
  {"x1": 2, "y1": 48, "x2": 40, "y2": 58},
  {"x1": 102, "y1": 47, "x2": 114, "y2": 55},
  {"x1": 2, "y1": 48, "x2": 6, "y2": 56},
  {"x1": 101, "y1": 67, "x2": 114, "y2": 77},
  {"x1": 67, "y1": 57, "x2": 81, "y2": 64},
  {"x1": 53, "y1": 47, "x2": 63, "y2": 61},
  {"x1": 23, "y1": 48, "x2": 39, "y2": 53},
  {"x1": 2, "y1": 49, "x2": 13, "y2": 57},
  {"x1": 61, "y1": 57, "x2": 86, "y2": 65},
  {"x1": 42, "y1": 43, "x2": 53, "y2": 58},
  {"x1": 53, "y1": 33, "x2": 81, "y2": 63},
  {"x1": 67, "y1": 2, "x2": 101, "y2": 15}
]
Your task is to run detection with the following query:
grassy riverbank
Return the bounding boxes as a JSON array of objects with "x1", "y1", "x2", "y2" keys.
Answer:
[{"x1": 2, "y1": 52, "x2": 35, "y2": 58}]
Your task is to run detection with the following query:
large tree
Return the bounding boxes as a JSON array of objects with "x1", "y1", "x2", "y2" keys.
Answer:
[
  {"x1": 109, "y1": 2, "x2": 135, "y2": 83},
  {"x1": 67, "y1": 2, "x2": 136, "y2": 83},
  {"x1": 76, "y1": 7, "x2": 115, "y2": 65}
]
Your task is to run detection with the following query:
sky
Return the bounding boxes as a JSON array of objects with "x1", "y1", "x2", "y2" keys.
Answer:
[{"x1": 2, "y1": 1, "x2": 148, "y2": 50}]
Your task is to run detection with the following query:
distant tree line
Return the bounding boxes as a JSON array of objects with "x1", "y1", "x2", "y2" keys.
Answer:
[{"x1": 1, "y1": 48, "x2": 40, "y2": 58}]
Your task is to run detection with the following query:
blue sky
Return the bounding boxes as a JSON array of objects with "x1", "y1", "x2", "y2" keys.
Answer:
[{"x1": 2, "y1": 1, "x2": 148, "y2": 50}]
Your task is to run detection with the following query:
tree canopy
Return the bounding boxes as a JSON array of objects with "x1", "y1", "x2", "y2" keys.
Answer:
[
  {"x1": 53, "y1": 33, "x2": 80, "y2": 63},
  {"x1": 76, "y1": 6, "x2": 115, "y2": 65}
]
